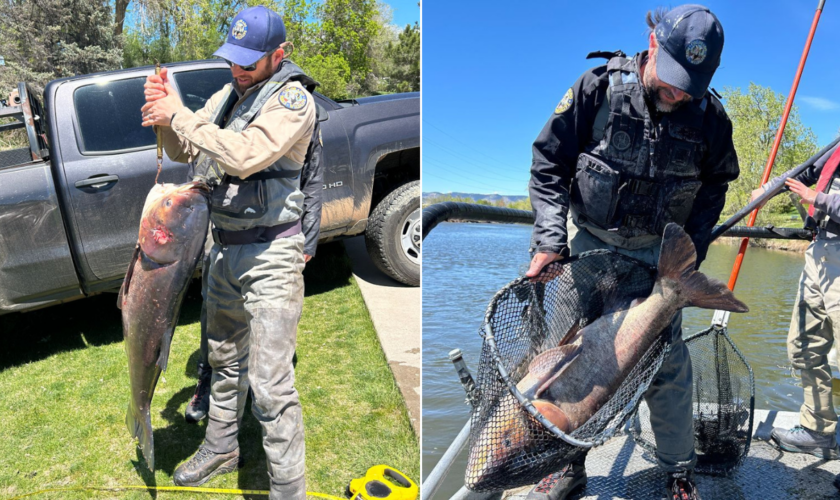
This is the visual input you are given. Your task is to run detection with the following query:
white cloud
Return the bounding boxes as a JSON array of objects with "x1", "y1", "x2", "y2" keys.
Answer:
[{"x1": 799, "y1": 96, "x2": 840, "y2": 111}]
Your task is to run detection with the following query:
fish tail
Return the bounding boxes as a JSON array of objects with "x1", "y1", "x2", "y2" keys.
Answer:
[
  {"x1": 126, "y1": 404, "x2": 155, "y2": 471},
  {"x1": 658, "y1": 224, "x2": 749, "y2": 313}
]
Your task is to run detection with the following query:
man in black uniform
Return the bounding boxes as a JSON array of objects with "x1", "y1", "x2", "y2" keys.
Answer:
[{"x1": 524, "y1": 5, "x2": 739, "y2": 500}]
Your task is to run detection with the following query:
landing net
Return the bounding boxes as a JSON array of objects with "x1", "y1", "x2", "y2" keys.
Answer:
[
  {"x1": 629, "y1": 326, "x2": 754, "y2": 475},
  {"x1": 465, "y1": 250, "x2": 670, "y2": 491}
]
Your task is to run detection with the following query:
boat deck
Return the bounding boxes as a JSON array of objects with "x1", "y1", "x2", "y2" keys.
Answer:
[{"x1": 491, "y1": 410, "x2": 840, "y2": 499}]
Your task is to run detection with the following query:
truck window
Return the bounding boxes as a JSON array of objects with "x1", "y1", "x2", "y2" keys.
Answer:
[
  {"x1": 173, "y1": 69, "x2": 232, "y2": 113},
  {"x1": 73, "y1": 78, "x2": 155, "y2": 153}
]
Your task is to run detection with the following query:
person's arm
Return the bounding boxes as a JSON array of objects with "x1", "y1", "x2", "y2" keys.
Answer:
[
  {"x1": 809, "y1": 190, "x2": 840, "y2": 224},
  {"x1": 170, "y1": 82, "x2": 316, "y2": 177},
  {"x1": 526, "y1": 67, "x2": 606, "y2": 277},
  {"x1": 144, "y1": 67, "x2": 218, "y2": 164},
  {"x1": 787, "y1": 144, "x2": 840, "y2": 223},
  {"x1": 750, "y1": 142, "x2": 837, "y2": 203},
  {"x1": 161, "y1": 98, "x2": 218, "y2": 164},
  {"x1": 683, "y1": 106, "x2": 739, "y2": 266}
]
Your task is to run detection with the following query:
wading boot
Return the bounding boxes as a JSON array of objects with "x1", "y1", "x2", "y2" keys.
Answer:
[
  {"x1": 173, "y1": 445, "x2": 241, "y2": 486},
  {"x1": 664, "y1": 470, "x2": 701, "y2": 500},
  {"x1": 770, "y1": 425, "x2": 840, "y2": 459},
  {"x1": 525, "y1": 462, "x2": 587, "y2": 500},
  {"x1": 185, "y1": 364, "x2": 211, "y2": 424}
]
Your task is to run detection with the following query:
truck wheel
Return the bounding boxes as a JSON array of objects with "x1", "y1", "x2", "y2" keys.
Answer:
[{"x1": 365, "y1": 180, "x2": 420, "y2": 286}]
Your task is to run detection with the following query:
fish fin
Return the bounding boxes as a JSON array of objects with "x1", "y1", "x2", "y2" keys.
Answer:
[
  {"x1": 658, "y1": 224, "x2": 749, "y2": 313},
  {"x1": 126, "y1": 404, "x2": 155, "y2": 471},
  {"x1": 118, "y1": 243, "x2": 141, "y2": 310},
  {"x1": 156, "y1": 328, "x2": 174, "y2": 372},
  {"x1": 533, "y1": 400, "x2": 571, "y2": 433},
  {"x1": 528, "y1": 344, "x2": 582, "y2": 397},
  {"x1": 125, "y1": 403, "x2": 140, "y2": 439},
  {"x1": 657, "y1": 224, "x2": 699, "y2": 283},
  {"x1": 557, "y1": 322, "x2": 582, "y2": 347}
]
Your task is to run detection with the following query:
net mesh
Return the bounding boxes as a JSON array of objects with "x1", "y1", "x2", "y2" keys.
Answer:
[
  {"x1": 629, "y1": 327, "x2": 754, "y2": 475},
  {"x1": 465, "y1": 250, "x2": 671, "y2": 492}
]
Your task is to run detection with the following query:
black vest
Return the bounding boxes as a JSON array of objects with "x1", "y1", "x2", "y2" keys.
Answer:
[{"x1": 570, "y1": 55, "x2": 707, "y2": 241}]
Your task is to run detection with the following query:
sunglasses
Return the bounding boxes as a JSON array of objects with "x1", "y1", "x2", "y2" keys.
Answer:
[{"x1": 223, "y1": 50, "x2": 273, "y2": 72}]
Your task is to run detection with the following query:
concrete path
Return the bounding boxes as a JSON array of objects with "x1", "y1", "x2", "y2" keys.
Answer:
[{"x1": 344, "y1": 236, "x2": 421, "y2": 436}]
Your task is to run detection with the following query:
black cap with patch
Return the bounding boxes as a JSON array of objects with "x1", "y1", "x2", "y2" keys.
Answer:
[{"x1": 654, "y1": 4, "x2": 724, "y2": 99}]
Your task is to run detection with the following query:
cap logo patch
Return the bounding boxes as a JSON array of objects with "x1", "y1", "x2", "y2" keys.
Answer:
[
  {"x1": 232, "y1": 19, "x2": 248, "y2": 40},
  {"x1": 554, "y1": 88, "x2": 574, "y2": 114},
  {"x1": 279, "y1": 87, "x2": 308, "y2": 110},
  {"x1": 685, "y1": 40, "x2": 707, "y2": 65}
]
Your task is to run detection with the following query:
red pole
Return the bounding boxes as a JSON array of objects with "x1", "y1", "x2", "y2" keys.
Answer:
[{"x1": 726, "y1": 0, "x2": 825, "y2": 292}]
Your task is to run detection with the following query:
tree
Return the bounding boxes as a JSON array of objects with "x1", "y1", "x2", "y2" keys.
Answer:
[
  {"x1": 508, "y1": 198, "x2": 532, "y2": 211},
  {"x1": 319, "y1": 0, "x2": 380, "y2": 94},
  {"x1": 122, "y1": 0, "x2": 247, "y2": 67},
  {"x1": 383, "y1": 23, "x2": 419, "y2": 93},
  {"x1": 0, "y1": 0, "x2": 417, "y2": 103},
  {"x1": 720, "y1": 83, "x2": 818, "y2": 223},
  {"x1": 0, "y1": 0, "x2": 122, "y2": 93}
]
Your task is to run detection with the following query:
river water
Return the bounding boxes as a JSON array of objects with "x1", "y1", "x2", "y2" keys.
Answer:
[{"x1": 422, "y1": 222, "x2": 809, "y2": 498}]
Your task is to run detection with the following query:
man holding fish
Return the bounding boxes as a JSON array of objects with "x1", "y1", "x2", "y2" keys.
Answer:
[
  {"x1": 524, "y1": 5, "x2": 740, "y2": 500},
  {"x1": 140, "y1": 6, "x2": 318, "y2": 499}
]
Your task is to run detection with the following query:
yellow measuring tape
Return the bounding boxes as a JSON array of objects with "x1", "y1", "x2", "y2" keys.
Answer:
[{"x1": 7, "y1": 485, "x2": 346, "y2": 499}]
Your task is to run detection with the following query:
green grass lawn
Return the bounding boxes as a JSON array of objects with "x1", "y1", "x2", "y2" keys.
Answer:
[
  {"x1": 755, "y1": 208, "x2": 806, "y2": 229},
  {"x1": 0, "y1": 242, "x2": 418, "y2": 499}
]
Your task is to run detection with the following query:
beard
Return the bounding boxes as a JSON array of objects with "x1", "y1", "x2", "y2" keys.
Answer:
[
  {"x1": 233, "y1": 60, "x2": 278, "y2": 93},
  {"x1": 644, "y1": 84, "x2": 689, "y2": 113},
  {"x1": 642, "y1": 58, "x2": 690, "y2": 114}
]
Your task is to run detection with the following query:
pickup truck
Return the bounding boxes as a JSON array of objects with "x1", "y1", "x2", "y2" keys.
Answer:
[{"x1": 0, "y1": 59, "x2": 419, "y2": 316}]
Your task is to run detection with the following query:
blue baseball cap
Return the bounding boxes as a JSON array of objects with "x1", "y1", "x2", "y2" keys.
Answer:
[
  {"x1": 213, "y1": 6, "x2": 286, "y2": 67},
  {"x1": 654, "y1": 4, "x2": 724, "y2": 99}
]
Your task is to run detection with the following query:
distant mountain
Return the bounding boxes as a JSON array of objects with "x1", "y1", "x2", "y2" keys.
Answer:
[{"x1": 423, "y1": 192, "x2": 528, "y2": 204}]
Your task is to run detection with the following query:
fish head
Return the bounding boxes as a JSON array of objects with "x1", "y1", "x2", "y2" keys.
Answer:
[
  {"x1": 466, "y1": 396, "x2": 545, "y2": 489},
  {"x1": 139, "y1": 181, "x2": 210, "y2": 263}
]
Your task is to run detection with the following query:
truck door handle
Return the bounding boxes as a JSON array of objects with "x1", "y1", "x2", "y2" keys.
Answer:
[{"x1": 75, "y1": 175, "x2": 119, "y2": 189}]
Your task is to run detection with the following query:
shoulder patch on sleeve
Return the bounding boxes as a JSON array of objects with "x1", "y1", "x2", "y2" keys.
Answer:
[
  {"x1": 554, "y1": 88, "x2": 574, "y2": 114},
  {"x1": 279, "y1": 86, "x2": 308, "y2": 110}
]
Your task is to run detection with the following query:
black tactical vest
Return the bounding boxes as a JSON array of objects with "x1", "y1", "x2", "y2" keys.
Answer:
[{"x1": 570, "y1": 55, "x2": 708, "y2": 241}]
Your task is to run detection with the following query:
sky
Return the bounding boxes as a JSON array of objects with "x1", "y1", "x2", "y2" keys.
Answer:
[
  {"x1": 422, "y1": 0, "x2": 840, "y2": 196},
  {"x1": 386, "y1": 0, "x2": 419, "y2": 27}
]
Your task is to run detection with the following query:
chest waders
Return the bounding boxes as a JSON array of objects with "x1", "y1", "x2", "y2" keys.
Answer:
[
  {"x1": 190, "y1": 62, "x2": 316, "y2": 500},
  {"x1": 192, "y1": 64, "x2": 313, "y2": 242},
  {"x1": 570, "y1": 55, "x2": 708, "y2": 244}
]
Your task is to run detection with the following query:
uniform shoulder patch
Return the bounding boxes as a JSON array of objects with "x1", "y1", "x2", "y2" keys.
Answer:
[
  {"x1": 279, "y1": 86, "x2": 308, "y2": 110},
  {"x1": 555, "y1": 88, "x2": 574, "y2": 114}
]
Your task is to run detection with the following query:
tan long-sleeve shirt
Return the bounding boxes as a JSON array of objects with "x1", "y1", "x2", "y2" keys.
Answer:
[{"x1": 162, "y1": 79, "x2": 315, "y2": 179}]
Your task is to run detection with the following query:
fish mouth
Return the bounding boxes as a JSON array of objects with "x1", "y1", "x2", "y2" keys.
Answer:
[
  {"x1": 188, "y1": 181, "x2": 211, "y2": 193},
  {"x1": 169, "y1": 181, "x2": 211, "y2": 204},
  {"x1": 170, "y1": 181, "x2": 211, "y2": 196},
  {"x1": 183, "y1": 181, "x2": 211, "y2": 198}
]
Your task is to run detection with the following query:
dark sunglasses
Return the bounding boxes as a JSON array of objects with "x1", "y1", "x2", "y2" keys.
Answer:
[{"x1": 223, "y1": 50, "x2": 273, "y2": 71}]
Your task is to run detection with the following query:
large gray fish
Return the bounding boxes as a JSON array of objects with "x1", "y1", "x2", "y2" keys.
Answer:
[
  {"x1": 466, "y1": 223, "x2": 749, "y2": 489},
  {"x1": 119, "y1": 181, "x2": 210, "y2": 471}
]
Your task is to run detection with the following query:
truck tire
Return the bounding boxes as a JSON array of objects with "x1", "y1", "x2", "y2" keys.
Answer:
[{"x1": 365, "y1": 180, "x2": 420, "y2": 286}]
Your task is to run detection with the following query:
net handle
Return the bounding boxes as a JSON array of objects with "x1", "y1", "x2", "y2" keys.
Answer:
[{"x1": 724, "y1": 0, "x2": 825, "y2": 292}]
